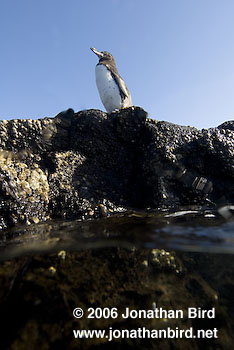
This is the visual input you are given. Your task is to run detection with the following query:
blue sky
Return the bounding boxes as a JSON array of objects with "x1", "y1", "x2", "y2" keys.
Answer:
[{"x1": 1, "y1": 0, "x2": 234, "y2": 129}]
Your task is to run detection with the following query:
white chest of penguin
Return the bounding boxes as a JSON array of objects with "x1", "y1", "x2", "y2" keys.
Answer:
[{"x1": 95, "y1": 64, "x2": 122, "y2": 113}]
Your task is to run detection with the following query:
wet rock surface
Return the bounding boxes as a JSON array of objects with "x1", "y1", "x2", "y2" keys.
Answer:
[{"x1": 0, "y1": 107, "x2": 233, "y2": 229}]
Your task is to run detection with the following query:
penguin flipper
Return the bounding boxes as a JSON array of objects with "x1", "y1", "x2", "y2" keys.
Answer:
[
  {"x1": 111, "y1": 72, "x2": 130, "y2": 100},
  {"x1": 105, "y1": 64, "x2": 130, "y2": 101}
]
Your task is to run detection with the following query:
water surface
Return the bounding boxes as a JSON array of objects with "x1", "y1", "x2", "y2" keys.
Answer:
[{"x1": 0, "y1": 207, "x2": 234, "y2": 349}]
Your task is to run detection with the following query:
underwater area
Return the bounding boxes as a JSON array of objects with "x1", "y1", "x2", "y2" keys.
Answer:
[{"x1": 0, "y1": 207, "x2": 234, "y2": 349}]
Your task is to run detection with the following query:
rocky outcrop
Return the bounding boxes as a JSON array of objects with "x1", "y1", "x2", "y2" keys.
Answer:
[{"x1": 0, "y1": 107, "x2": 233, "y2": 230}]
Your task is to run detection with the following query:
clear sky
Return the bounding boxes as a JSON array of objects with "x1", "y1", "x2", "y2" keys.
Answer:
[{"x1": 1, "y1": 0, "x2": 234, "y2": 129}]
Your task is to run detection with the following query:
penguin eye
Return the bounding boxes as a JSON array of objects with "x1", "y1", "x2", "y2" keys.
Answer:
[{"x1": 103, "y1": 51, "x2": 112, "y2": 58}]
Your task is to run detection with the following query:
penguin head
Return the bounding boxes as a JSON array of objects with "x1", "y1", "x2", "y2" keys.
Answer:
[{"x1": 91, "y1": 47, "x2": 116, "y2": 65}]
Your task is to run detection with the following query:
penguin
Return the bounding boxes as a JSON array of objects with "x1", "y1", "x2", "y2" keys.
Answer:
[{"x1": 91, "y1": 47, "x2": 132, "y2": 113}]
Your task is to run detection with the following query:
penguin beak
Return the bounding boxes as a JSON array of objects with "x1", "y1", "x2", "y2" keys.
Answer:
[{"x1": 90, "y1": 47, "x2": 104, "y2": 58}]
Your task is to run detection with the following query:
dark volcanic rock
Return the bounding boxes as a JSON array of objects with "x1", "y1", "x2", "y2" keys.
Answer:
[
  {"x1": 138, "y1": 120, "x2": 234, "y2": 208},
  {"x1": 0, "y1": 107, "x2": 234, "y2": 229}
]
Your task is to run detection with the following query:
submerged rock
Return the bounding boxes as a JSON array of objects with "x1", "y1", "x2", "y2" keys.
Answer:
[
  {"x1": 0, "y1": 247, "x2": 234, "y2": 349},
  {"x1": 0, "y1": 107, "x2": 233, "y2": 229}
]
